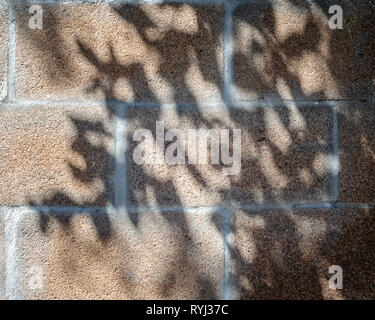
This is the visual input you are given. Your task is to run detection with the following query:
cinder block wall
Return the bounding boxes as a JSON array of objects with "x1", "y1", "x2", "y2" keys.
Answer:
[{"x1": 0, "y1": 0, "x2": 374, "y2": 299}]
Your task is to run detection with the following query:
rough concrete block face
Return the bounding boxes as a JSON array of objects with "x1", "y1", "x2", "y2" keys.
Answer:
[
  {"x1": 232, "y1": 208, "x2": 375, "y2": 300},
  {"x1": 0, "y1": 0, "x2": 7, "y2": 101},
  {"x1": 338, "y1": 102, "x2": 375, "y2": 203},
  {"x1": 0, "y1": 106, "x2": 114, "y2": 207},
  {"x1": 0, "y1": 0, "x2": 373, "y2": 302},
  {"x1": 233, "y1": 0, "x2": 375, "y2": 101},
  {"x1": 17, "y1": 210, "x2": 224, "y2": 299},
  {"x1": 126, "y1": 105, "x2": 334, "y2": 207},
  {"x1": 16, "y1": 3, "x2": 224, "y2": 103}
]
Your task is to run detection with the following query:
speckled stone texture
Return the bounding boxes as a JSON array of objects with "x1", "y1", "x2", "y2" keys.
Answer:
[
  {"x1": 0, "y1": 0, "x2": 7, "y2": 101},
  {"x1": 0, "y1": 106, "x2": 114, "y2": 207},
  {"x1": 1, "y1": 0, "x2": 374, "y2": 301},
  {"x1": 126, "y1": 105, "x2": 334, "y2": 207},
  {"x1": 17, "y1": 210, "x2": 224, "y2": 299},
  {"x1": 16, "y1": 3, "x2": 224, "y2": 103},
  {"x1": 233, "y1": 0, "x2": 375, "y2": 101},
  {"x1": 338, "y1": 102, "x2": 375, "y2": 203},
  {"x1": 232, "y1": 208, "x2": 375, "y2": 300}
]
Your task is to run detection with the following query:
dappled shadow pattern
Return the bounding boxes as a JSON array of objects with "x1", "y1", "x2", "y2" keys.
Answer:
[
  {"x1": 13, "y1": 0, "x2": 375, "y2": 299},
  {"x1": 232, "y1": 211, "x2": 323, "y2": 299},
  {"x1": 232, "y1": 208, "x2": 375, "y2": 300},
  {"x1": 233, "y1": 0, "x2": 375, "y2": 100},
  {"x1": 329, "y1": 209, "x2": 375, "y2": 299}
]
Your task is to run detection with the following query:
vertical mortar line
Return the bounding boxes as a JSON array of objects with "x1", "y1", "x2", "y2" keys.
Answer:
[
  {"x1": 3, "y1": 208, "x2": 24, "y2": 299},
  {"x1": 114, "y1": 103, "x2": 128, "y2": 214},
  {"x1": 4, "y1": 1, "x2": 21, "y2": 300},
  {"x1": 331, "y1": 103, "x2": 339, "y2": 203},
  {"x1": 222, "y1": 1, "x2": 235, "y2": 300},
  {"x1": 7, "y1": 0, "x2": 16, "y2": 102},
  {"x1": 223, "y1": 1, "x2": 234, "y2": 107},
  {"x1": 222, "y1": 206, "x2": 233, "y2": 300}
]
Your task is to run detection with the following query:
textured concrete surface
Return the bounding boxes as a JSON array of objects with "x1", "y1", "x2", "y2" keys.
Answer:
[
  {"x1": 17, "y1": 209, "x2": 224, "y2": 300},
  {"x1": 0, "y1": 213, "x2": 4, "y2": 299},
  {"x1": 0, "y1": 106, "x2": 114, "y2": 207},
  {"x1": 16, "y1": 3, "x2": 224, "y2": 103},
  {"x1": 0, "y1": 0, "x2": 374, "y2": 301},
  {"x1": 232, "y1": 208, "x2": 375, "y2": 299},
  {"x1": 338, "y1": 102, "x2": 375, "y2": 203},
  {"x1": 126, "y1": 105, "x2": 333, "y2": 206},
  {"x1": 233, "y1": 0, "x2": 375, "y2": 101},
  {"x1": 0, "y1": 0, "x2": 7, "y2": 101}
]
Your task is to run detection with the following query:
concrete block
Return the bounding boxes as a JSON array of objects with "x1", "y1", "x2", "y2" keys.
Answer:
[
  {"x1": 16, "y1": 209, "x2": 224, "y2": 299},
  {"x1": 232, "y1": 208, "x2": 375, "y2": 299},
  {"x1": 16, "y1": 3, "x2": 224, "y2": 103},
  {"x1": 0, "y1": 105, "x2": 114, "y2": 207},
  {"x1": 233, "y1": 0, "x2": 375, "y2": 101},
  {"x1": 126, "y1": 105, "x2": 334, "y2": 207},
  {"x1": 338, "y1": 102, "x2": 375, "y2": 203}
]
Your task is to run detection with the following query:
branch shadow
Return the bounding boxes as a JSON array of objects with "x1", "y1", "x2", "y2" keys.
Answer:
[{"x1": 13, "y1": 0, "x2": 375, "y2": 299}]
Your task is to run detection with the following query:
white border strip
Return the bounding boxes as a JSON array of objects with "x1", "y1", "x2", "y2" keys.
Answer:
[
  {"x1": 3, "y1": 207, "x2": 25, "y2": 299},
  {"x1": 114, "y1": 103, "x2": 128, "y2": 213}
]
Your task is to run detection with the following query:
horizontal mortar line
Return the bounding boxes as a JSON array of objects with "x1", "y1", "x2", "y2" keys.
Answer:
[
  {"x1": 11, "y1": 0, "x2": 229, "y2": 5},
  {"x1": 331, "y1": 203, "x2": 375, "y2": 209},
  {"x1": 10, "y1": 0, "x2": 322, "y2": 5},
  {"x1": 0, "y1": 206, "x2": 108, "y2": 215},
  {"x1": 3, "y1": 98, "x2": 370, "y2": 110},
  {"x1": 234, "y1": 202, "x2": 375, "y2": 210},
  {"x1": 127, "y1": 204, "x2": 224, "y2": 214},
  {"x1": 232, "y1": 201, "x2": 375, "y2": 210},
  {"x1": 226, "y1": 202, "x2": 339, "y2": 211},
  {"x1": 3, "y1": 98, "x2": 118, "y2": 108},
  {"x1": 231, "y1": 99, "x2": 370, "y2": 109},
  {"x1": 4, "y1": 99, "x2": 227, "y2": 109},
  {"x1": 1, "y1": 202, "x2": 373, "y2": 215}
]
